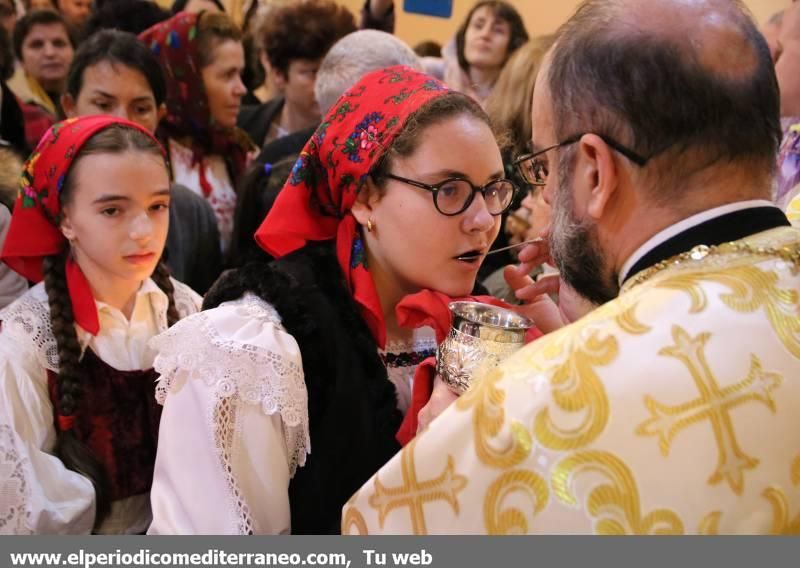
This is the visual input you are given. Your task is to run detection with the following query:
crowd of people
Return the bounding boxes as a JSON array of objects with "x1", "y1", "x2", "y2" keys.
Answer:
[{"x1": 0, "y1": 0, "x2": 798, "y2": 535}]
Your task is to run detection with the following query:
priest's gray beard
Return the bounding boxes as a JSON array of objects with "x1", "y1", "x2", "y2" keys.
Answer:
[{"x1": 549, "y1": 163, "x2": 620, "y2": 306}]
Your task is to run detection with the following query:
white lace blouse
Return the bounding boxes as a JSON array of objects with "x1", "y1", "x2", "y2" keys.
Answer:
[
  {"x1": 147, "y1": 295, "x2": 436, "y2": 535},
  {"x1": 168, "y1": 138, "x2": 237, "y2": 254},
  {"x1": 0, "y1": 279, "x2": 201, "y2": 535}
]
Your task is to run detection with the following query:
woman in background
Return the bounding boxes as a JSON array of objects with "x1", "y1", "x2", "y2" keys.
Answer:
[
  {"x1": 140, "y1": 11, "x2": 256, "y2": 254},
  {"x1": 442, "y1": 0, "x2": 528, "y2": 107},
  {"x1": 479, "y1": 36, "x2": 554, "y2": 290}
]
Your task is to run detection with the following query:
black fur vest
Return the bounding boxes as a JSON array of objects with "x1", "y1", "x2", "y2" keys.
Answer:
[{"x1": 204, "y1": 243, "x2": 402, "y2": 534}]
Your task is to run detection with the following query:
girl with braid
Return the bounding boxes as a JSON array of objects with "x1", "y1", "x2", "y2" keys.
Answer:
[{"x1": 0, "y1": 116, "x2": 201, "y2": 534}]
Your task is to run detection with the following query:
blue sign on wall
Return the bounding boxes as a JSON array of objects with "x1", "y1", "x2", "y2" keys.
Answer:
[{"x1": 403, "y1": 0, "x2": 453, "y2": 19}]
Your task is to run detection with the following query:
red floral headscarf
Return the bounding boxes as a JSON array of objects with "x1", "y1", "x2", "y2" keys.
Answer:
[
  {"x1": 1, "y1": 116, "x2": 165, "y2": 336},
  {"x1": 255, "y1": 66, "x2": 451, "y2": 349},
  {"x1": 139, "y1": 11, "x2": 255, "y2": 196}
]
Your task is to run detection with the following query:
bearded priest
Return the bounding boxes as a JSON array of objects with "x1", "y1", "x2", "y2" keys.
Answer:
[{"x1": 343, "y1": 0, "x2": 800, "y2": 535}]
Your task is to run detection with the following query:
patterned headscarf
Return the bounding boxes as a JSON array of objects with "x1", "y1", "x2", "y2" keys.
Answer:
[
  {"x1": 255, "y1": 66, "x2": 451, "y2": 348},
  {"x1": 139, "y1": 11, "x2": 255, "y2": 197},
  {"x1": 1, "y1": 116, "x2": 165, "y2": 336}
]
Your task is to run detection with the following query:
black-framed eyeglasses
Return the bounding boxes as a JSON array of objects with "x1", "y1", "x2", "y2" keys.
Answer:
[
  {"x1": 382, "y1": 173, "x2": 518, "y2": 216},
  {"x1": 512, "y1": 133, "x2": 650, "y2": 187}
]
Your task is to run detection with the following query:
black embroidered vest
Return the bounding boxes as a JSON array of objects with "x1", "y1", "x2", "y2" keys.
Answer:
[
  {"x1": 204, "y1": 243, "x2": 403, "y2": 534},
  {"x1": 46, "y1": 349, "x2": 161, "y2": 501}
]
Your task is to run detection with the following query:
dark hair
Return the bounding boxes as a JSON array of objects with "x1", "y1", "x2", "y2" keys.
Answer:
[
  {"x1": 259, "y1": 0, "x2": 356, "y2": 75},
  {"x1": 65, "y1": 29, "x2": 167, "y2": 106},
  {"x1": 0, "y1": 0, "x2": 16, "y2": 14},
  {"x1": 370, "y1": 92, "x2": 494, "y2": 189},
  {"x1": 0, "y1": 25, "x2": 13, "y2": 81},
  {"x1": 241, "y1": 31, "x2": 263, "y2": 92},
  {"x1": 413, "y1": 40, "x2": 442, "y2": 58},
  {"x1": 548, "y1": 0, "x2": 781, "y2": 199},
  {"x1": 228, "y1": 153, "x2": 298, "y2": 267},
  {"x1": 195, "y1": 10, "x2": 242, "y2": 68},
  {"x1": 171, "y1": 0, "x2": 224, "y2": 15},
  {"x1": 13, "y1": 9, "x2": 74, "y2": 60},
  {"x1": 85, "y1": 0, "x2": 170, "y2": 37},
  {"x1": 455, "y1": 1, "x2": 529, "y2": 74},
  {"x1": 43, "y1": 124, "x2": 177, "y2": 528}
]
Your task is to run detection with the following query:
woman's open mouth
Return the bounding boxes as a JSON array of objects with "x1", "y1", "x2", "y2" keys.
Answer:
[{"x1": 455, "y1": 249, "x2": 484, "y2": 263}]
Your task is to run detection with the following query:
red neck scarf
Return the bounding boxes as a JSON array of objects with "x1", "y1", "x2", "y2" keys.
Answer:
[
  {"x1": 1, "y1": 116, "x2": 165, "y2": 336},
  {"x1": 139, "y1": 11, "x2": 255, "y2": 195},
  {"x1": 254, "y1": 66, "x2": 451, "y2": 349}
]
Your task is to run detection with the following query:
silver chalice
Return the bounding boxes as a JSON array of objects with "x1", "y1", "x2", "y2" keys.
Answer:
[{"x1": 435, "y1": 301, "x2": 533, "y2": 395}]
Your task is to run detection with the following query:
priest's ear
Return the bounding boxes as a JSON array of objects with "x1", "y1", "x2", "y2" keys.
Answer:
[{"x1": 574, "y1": 133, "x2": 622, "y2": 221}]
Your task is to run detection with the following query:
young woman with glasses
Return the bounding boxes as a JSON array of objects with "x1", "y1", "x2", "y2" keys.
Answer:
[{"x1": 146, "y1": 66, "x2": 539, "y2": 534}]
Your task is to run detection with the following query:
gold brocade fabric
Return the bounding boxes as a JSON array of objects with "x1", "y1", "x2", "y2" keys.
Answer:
[
  {"x1": 343, "y1": 226, "x2": 800, "y2": 534},
  {"x1": 787, "y1": 194, "x2": 800, "y2": 228}
]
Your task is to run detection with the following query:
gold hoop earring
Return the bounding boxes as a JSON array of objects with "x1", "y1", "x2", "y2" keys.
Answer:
[{"x1": 366, "y1": 219, "x2": 374, "y2": 232}]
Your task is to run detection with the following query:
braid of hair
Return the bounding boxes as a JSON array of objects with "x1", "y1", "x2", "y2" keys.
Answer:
[
  {"x1": 151, "y1": 260, "x2": 179, "y2": 326},
  {"x1": 42, "y1": 253, "x2": 112, "y2": 527}
]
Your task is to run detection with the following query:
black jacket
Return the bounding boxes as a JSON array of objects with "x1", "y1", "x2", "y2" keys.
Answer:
[
  {"x1": 257, "y1": 125, "x2": 315, "y2": 165},
  {"x1": 0, "y1": 81, "x2": 29, "y2": 158},
  {"x1": 203, "y1": 243, "x2": 402, "y2": 534},
  {"x1": 165, "y1": 183, "x2": 223, "y2": 294},
  {"x1": 237, "y1": 96, "x2": 284, "y2": 149}
]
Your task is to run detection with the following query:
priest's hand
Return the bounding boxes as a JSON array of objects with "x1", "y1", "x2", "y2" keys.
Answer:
[
  {"x1": 506, "y1": 271, "x2": 567, "y2": 334},
  {"x1": 503, "y1": 240, "x2": 564, "y2": 333},
  {"x1": 504, "y1": 238, "x2": 553, "y2": 304},
  {"x1": 503, "y1": 241, "x2": 595, "y2": 333},
  {"x1": 416, "y1": 374, "x2": 458, "y2": 434}
]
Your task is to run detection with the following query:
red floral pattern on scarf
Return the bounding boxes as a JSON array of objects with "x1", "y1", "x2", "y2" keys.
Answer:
[
  {"x1": 139, "y1": 11, "x2": 254, "y2": 196},
  {"x1": 1, "y1": 116, "x2": 165, "y2": 335},
  {"x1": 254, "y1": 66, "x2": 450, "y2": 348}
]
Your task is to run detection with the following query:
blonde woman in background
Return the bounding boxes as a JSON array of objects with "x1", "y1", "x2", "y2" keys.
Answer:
[
  {"x1": 485, "y1": 35, "x2": 554, "y2": 162},
  {"x1": 482, "y1": 35, "x2": 595, "y2": 327},
  {"x1": 479, "y1": 36, "x2": 554, "y2": 299}
]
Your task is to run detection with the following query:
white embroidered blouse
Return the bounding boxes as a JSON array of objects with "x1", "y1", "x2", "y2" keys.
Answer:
[
  {"x1": 147, "y1": 295, "x2": 436, "y2": 534},
  {"x1": 0, "y1": 279, "x2": 201, "y2": 535},
  {"x1": 168, "y1": 138, "x2": 237, "y2": 254}
]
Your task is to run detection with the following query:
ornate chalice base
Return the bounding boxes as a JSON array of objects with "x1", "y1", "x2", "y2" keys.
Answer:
[
  {"x1": 436, "y1": 327, "x2": 523, "y2": 395},
  {"x1": 435, "y1": 302, "x2": 533, "y2": 395}
]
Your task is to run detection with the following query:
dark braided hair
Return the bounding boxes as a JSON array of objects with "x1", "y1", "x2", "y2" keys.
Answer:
[
  {"x1": 42, "y1": 124, "x2": 174, "y2": 528},
  {"x1": 42, "y1": 252, "x2": 113, "y2": 524},
  {"x1": 151, "y1": 260, "x2": 179, "y2": 327}
]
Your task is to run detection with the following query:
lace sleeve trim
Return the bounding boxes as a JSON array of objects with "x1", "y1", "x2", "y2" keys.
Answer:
[
  {"x1": 169, "y1": 278, "x2": 203, "y2": 319},
  {"x1": 0, "y1": 287, "x2": 59, "y2": 373},
  {"x1": 0, "y1": 424, "x2": 34, "y2": 535},
  {"x1": 150, "y1": 296, "x2": 310, "y2": 475}
]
